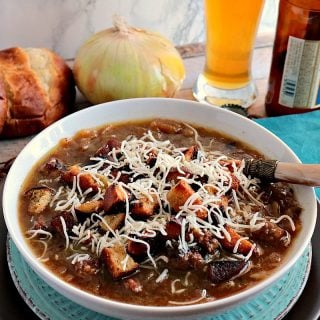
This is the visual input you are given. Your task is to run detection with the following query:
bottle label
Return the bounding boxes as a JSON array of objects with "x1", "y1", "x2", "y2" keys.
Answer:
[{"x1": 279, "y1": 36, "x2": 320, "y2": 109}]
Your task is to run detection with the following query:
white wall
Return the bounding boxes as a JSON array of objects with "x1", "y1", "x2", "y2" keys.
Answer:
[{"x1": 0, "y1": 0, "x2": 279, "y2": 59}]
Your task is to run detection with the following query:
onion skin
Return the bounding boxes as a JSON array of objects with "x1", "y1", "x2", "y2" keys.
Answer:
[{"x1": 73, "y1": 24, "x2": 185, "y2": 104}]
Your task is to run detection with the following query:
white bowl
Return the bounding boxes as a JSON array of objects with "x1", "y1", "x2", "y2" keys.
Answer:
[{"x1": 3, "y1": 98, "x2": 317, "y2": 320}]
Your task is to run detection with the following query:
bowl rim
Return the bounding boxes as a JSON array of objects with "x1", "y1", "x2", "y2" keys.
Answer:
[{"x1": 3, "y1": 97, "x2": 317, "y2": 317}]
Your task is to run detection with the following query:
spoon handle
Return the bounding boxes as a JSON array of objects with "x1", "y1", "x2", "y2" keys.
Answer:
[{"x1": 243, "y1": 159, "x2": 320, "y2": 187}]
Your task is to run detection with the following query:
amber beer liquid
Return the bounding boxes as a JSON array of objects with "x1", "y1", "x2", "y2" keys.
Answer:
[
  {"x1": 204, "y1": 0, "x2": 265, "y2": 89},
  {"x1": 193, "y1": 0, "x2": 265, "y2": 107}
]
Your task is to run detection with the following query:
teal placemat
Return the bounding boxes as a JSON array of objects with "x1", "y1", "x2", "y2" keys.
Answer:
[
  {"x1": 255, "y1": 110, "x2": 320, "y2": 198},
  {"x1": 7, "y1": 237, "x2": 311, "y2": 320}
]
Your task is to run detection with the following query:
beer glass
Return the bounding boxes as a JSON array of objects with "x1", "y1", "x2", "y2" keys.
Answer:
[{"x1": 193, "y1": 0, "x2": 265, "y2": 108}]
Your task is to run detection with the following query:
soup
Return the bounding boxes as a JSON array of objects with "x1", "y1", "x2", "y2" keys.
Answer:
[{"x1": 19, "y1": 119, "x2": 301, "y2": 306}]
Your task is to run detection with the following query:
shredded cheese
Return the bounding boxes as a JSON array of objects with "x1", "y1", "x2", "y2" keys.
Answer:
[
  {"x1": 168, "y1": 289, "x2": 207, "y2": 305},
  {"x1": 155, "y1": 268, "x2": 169, "y2": 283},
  {"x1": 26, "y1": 122, "x2": 299, "y2": 293}
]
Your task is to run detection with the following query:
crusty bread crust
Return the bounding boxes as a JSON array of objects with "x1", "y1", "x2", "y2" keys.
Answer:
[
  {"x1": 0, "y1": 74, "x2": 7, "y2": 135},
  {"x1": 0, "y1": 47, "x2": 75, "y2": 138}
]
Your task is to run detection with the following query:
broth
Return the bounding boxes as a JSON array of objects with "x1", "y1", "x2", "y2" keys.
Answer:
[{"x1": 19, "y1": 119, "x2": 301, "y2": 306}]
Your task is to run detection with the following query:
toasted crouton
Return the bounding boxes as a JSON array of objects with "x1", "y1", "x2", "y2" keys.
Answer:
[
  {"x1": 165, "y1": 219, "x2": 182, "y2": 240},
  {"x1": 76, "y1": 200, "x2": 104, "y2": 214},
  {"x1": 103, "y1": 184, "x2": 127, "y2": 213},
  {"x1": 166, "y1": 180, "x2": 207, "y2": 219},
  {"x1": 61, "y1": 165, "x2": 80, "y2": 183},
  {"x1": 166, "y1": 167, "x2": 191, "y2": 184},
  {"x1": 101, "y1": 245, "x2": 139, "y2": 280},
  {"x1": 50, "y1": 211, "x2": 75, "y2": 234},
  {"x1": 127, "y1": 240, "x2": 149, "y2": 257},
  {"x1": 131, "y1": 194, "x2": 158, "y2": 218},
  {"x1": 100, "y1": 213, "x2": 126, "y2": 232},
  {"x1": 62, "y1": 165, "x2": 99, "y2": 192},
  {"x1": 219, "y1": 225, "x2": 254, "y2": 255},
  {"x1": 25, "y1": 187, "x2": 54, "y2": 215},
  {"x1": 183, "y1": 145, "x2": 199, "y2": 161}
]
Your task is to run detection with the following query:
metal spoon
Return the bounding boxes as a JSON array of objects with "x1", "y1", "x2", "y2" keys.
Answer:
[{"x1": 243, "y1": 159, "x2": 320, "y2": 187}]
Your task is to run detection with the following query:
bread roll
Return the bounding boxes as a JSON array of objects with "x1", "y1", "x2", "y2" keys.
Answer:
[{"x1": 0, "y1": 47, "x2": 75, "y2": 138}]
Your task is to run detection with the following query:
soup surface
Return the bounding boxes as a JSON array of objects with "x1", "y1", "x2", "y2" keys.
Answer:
[{"x1": 19, "y1": 119, "x2": 301, "y2": 306}]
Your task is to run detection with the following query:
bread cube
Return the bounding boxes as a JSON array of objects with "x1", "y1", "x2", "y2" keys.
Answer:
[
  {"x1": 167, "y1": 180, "x2": 207, "y2": 219},
  {"x1": 25, "y1": 186, "x2": 53, "y2": 215},
  {"x1": 100, "y1": 213, "x2": 126, "y2": 232},
  {"x1": 103, "y1": 184, "x2": 127, "y2": 213},
  {"x1": 101, "y1": 244, "x2": 139, "y2": 280},
  {"x1": 131, "y1": 194, "x2": 158, "y2": 218}
]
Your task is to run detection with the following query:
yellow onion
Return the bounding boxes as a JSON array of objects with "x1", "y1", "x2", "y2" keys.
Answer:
[{"x1": 73, "y1": 16, "x2": 185, "y2": 104}]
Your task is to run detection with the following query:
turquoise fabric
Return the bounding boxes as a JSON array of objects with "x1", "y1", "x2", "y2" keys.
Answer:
[{"x1": 255, "y1": 110, "x2": 320, "y2": 199}]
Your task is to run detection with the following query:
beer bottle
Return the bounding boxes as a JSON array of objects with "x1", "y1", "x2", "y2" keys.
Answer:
[{"x1": 265, "y1": 0, "x2": 320, "y2": 116}]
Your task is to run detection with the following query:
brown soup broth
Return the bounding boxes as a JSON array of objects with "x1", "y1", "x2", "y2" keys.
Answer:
[{"x1": 19, "y1": 119, "x2": 301, "y2": 306}]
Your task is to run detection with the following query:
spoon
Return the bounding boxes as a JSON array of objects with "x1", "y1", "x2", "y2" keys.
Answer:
[{"x1": 243, "y1": 159, "x2": 320, "y2": 187}]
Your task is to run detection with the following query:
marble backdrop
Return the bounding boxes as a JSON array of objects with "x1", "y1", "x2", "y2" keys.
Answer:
[{"x1": 1, "y1": 0, "x2": 279, "y2": 59}]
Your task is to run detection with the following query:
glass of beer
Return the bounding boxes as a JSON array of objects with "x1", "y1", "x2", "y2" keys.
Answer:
[{"x1": 193, "y1": 0, "x2": 265, "y2": 108}]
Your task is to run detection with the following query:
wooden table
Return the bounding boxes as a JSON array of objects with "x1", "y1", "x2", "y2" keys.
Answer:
[{"x1": 3, "y1": 32, "x2": 320, "y2": 320}]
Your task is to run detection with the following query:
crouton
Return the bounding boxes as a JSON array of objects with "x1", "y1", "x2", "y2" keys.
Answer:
[
  {"x1": 76, "y1": 200, "x2": 104, "y2": 214},
  {"x1": 103, "y1": 184, "x2": 127, "y2": 213},
  {"x1": 62, "y1": 165, "x2": 99, "y2": 192},
  {"x1": 165, "y1": 219, "x2": 182, "y2": 240},
  {"x1": 127, "y1": 240, "x2": 149, "y2": 257},
  {"x1": 166, "y1": 167, "x2": 191, "y2": 184},
  {"x1": 25, "y1": 186, "x2": 54, "y2": 215},
  {"x1": 131, "y1": 194, "x2": 158, "y2": 218},
  {"x1": 61, "y1": 165, "x2": 80, "y2": 183},
  {"x1": 96, "y1": 174, "x2": 109, "y2": 189},
  {"x1": 183, "y1": 145, "x2": 199, "y2": 161},
  {"x1": 166, "y1": 180, "x2": 207, "y2": 219},
  {"x1": 219, "y1": 225, "x2": 254, "y2": 255},
  {"x1": 101, "y1": 245, "x2": 139, "y2": 280},
  {"x1": 100, "y1": 213, "x2": 126, "y2": 232},
  {"x1": 51, "y1": 211, "x2": 75, "y2": 235}
]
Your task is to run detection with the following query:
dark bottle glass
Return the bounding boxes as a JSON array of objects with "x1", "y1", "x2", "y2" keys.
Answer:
[{"x1": 265, "y1": 0, "x2": 320, "y2": 116}]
